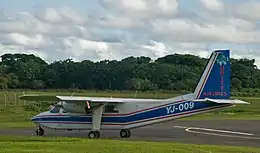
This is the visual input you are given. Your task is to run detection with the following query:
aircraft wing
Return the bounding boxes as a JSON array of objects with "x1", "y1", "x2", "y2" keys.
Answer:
[
  {"x1": 19, "y1": 94, "x2": 165, "y2": 103},
  {"x1": 19, "y1": 95, "x2": 124, "y2": 103},
  {"x1": 19, "y1": 95, "x2": 60, "y2": 102},
  {"x1": 192, "y1": 98, "x2": 250, "y2": 104},
  {"x1": 56, "y1": 96, "x2": 124, "y2": 103}
]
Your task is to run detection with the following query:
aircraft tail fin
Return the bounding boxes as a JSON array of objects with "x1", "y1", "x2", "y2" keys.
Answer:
[{"x1": 193, "y1": 50, "x2": 230, "y2": 100}]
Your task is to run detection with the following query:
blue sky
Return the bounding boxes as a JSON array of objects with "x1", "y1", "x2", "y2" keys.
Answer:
[
  {"x1": 0, "y1": 0, "x2": 242, "y2": 12},
  {"x1": 0, "y1": 0, "x2": 102, "y2": 12},
  {"x1": 0, "y1": 0, "x2": 260, "y2": 67}
]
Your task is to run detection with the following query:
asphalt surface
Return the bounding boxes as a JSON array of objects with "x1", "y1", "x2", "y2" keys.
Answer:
[{"x1": 1, "y1": 120, "x2": 260, "y2": 148}]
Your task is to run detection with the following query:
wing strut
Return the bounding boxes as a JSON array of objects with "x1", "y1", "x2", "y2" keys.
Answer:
[{"x1": 87, "y1": 104, "x2": 105, "y2": 139}]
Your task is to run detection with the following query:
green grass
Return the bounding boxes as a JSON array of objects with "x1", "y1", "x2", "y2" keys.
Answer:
[
  {"x1": 0, "y1": 136, "x2": 259, "y2": 153},
  {"x1": 0, "y1": 90, "x2": 260, "y2": 129},
  {"x1": 0, "y1": 105, "x2": 34, "y2": 129}
]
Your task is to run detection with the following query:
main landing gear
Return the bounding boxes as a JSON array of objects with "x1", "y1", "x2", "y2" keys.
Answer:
[
  {"x1": 120, "y1": 129, "x2": 131, "y2": 138},
  {"x1": 86, "y1": 104, "x2": 131, "y2": 139},
  {"x1": 88, "y1": 129, "x2": 131, "y2": 139},
  {"x1": 88, "y1": 131, "x2": 100, "y2": 139},
  {"x1": 36, "y1": 125, "x2": 44, "y2": 136}
]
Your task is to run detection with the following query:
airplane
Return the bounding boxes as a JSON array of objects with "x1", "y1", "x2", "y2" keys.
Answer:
[{"x1": 19, "y1": 49, "x2": 250, "y2": 139}]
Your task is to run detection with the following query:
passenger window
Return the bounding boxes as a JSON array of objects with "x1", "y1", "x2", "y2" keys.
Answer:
[
  {"x1": 50, "y1": 106, "x2": 60, "y2": 113},
  {"x1": 104, "y1": 105, "x2": 119, "y2": 113},
  {"x1": 62, "y1": 109, "x2": 67, "y2": 113}
]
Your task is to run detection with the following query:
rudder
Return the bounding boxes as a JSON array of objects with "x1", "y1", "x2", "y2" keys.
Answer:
[{"x1": 194, "y1": 50, "x2": 230, "y2": 99}]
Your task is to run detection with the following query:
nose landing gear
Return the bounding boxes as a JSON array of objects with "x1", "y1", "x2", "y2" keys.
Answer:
[{"x1": 36, "y1": 125, "x2": 44, "y2": 136}]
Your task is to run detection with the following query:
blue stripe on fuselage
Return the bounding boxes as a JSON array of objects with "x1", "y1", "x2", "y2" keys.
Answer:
[{"x1": 32, "y1": 101, "x2": 230, "y2": 123}]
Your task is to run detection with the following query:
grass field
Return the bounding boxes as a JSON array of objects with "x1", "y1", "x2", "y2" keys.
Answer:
[
  {"x1": 0, "y1": 89, "x2": 260, "y2": 129},
  {"x1": 0, "y1": 136, "x2": 259, "y2": 153}
]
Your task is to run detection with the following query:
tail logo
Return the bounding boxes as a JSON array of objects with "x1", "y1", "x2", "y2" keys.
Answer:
[
  {"x1": 195, "y1": 50, "x2": 231, "y2": 99},
  {"x1": 217, "y1": 53, "x2": 229, "y2": 66}
]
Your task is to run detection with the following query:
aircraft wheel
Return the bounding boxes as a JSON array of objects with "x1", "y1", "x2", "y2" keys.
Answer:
[
  {"x1": 95, "y1": 131, "x2": 100, "y2": 138},
  {"x1": 88, "y1": 131, "x2": 100, "y2": 139},
  {"x1": 36, "y1": 127, "x2": 44, "y2": 136},
  {"x1": 120, "y1": 129, "x2": 131, "y2": 138}
]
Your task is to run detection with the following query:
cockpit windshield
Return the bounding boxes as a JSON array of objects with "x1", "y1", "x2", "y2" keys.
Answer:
[
  {"x1": 50, "y1": 106, "x2": 60, "y2": 113},
  {"x1": 49, "y1": 105, "x2": 67, "y2": 114}
]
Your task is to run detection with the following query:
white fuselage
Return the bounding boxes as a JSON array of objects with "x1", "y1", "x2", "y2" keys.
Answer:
[{"x1": 31, "y1": 93, "x2": 233, "y2": 130}]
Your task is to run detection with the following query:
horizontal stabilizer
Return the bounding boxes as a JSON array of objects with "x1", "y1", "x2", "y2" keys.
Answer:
[{"x1": 192, "y1": 98, "x2": 250, "y2": 104}]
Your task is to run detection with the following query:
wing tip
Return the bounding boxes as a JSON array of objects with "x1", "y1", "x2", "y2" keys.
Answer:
[{"x1": 18, "y1": 94, "x2": 59, "y2": 101}]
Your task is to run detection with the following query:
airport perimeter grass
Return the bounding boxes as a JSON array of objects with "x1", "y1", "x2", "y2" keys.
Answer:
[
  {"x1": 0, "y1": 90, "x2": 260, "y2": 129},
  {"x1": 0, "y1": 136, "x2": 259, "y2": 153}
]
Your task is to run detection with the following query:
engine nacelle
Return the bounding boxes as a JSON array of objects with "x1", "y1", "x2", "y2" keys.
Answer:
[{"x1": 62, "y1": 102, "x2": 86, "y2": 114}]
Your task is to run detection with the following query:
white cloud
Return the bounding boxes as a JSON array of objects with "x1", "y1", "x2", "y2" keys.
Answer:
[
  {"x1": 0, "y1": 44, "x2": 49, "y2": 61},
  {"x1": 150, "y1": 18, "x2": 249, "y2": 43},
  {"x1": 6, "y1": 33, "x2": 49, "y2": 48},
  {"x1": 200, "y1": 0, "x2": 224, "y2": 12},
  {"x1": 141, "y1": 40, "x2": 170, "y2": 57},
  {"x1": 35, "y1": 7, "x2": 87, "y2": 25},
  {"x1": 0, "y1": 0, "x2": 260, "y2": 68},
  {"x1": 96, "y1": 14, "x2": 144, "y2": 29},
  {"x1": 226, "y1": 18, "x2": 255, "y2": 31},
  {"x1": 228, "y1": 0, "x2": 260, "y2": 21},
  {"x1": 100, "y1": 0, "x2": 179, "y2": 19},
  {"x1": 61, "y1": 37, "x2": 110, "y2": 61}
]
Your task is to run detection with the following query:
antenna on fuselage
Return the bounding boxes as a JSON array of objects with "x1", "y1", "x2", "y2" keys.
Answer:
[
  {"x1": 134, "y1": 90, "x2": 138, "y2": 98},
  {"x1": 70, "y1": 92, "x2": 76, "y2": 96}
]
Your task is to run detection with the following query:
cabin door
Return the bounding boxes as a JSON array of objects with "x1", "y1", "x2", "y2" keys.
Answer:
[{"x1": 57, "y1": 108, "x2": 63, "y2": 128}]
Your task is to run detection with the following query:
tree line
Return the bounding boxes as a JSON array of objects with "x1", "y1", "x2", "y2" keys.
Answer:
[{"x1": 0, "y1": 53, "x2": 259, "y2": 93}]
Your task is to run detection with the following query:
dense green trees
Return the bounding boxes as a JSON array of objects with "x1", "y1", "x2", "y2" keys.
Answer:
[{"x1": 0, "y1": 53, "x2": 259, "y2": 93}]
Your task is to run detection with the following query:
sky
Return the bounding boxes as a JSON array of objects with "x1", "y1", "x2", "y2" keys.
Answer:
[{"x1": 0, "y1": 0, "x2": 260, "y2": 67}]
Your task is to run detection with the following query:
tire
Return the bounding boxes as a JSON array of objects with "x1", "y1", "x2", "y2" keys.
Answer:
[
  {"x1": 88, "y1": 131, "x2": 100, "y2": 139},
  {"x1": 120, "y1": 129, "x2": 130, "y2": 138},
  {"x1": 36, "y1": 128, "x2": 44, "y2": 136},
  {"x1": 95, "y1": 131, "x2": 100, "y2": 138}
]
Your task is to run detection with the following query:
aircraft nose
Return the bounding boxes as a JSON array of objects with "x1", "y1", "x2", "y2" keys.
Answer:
[
  {"x1": 30, "y1": 115, "x2": 37, "y2": 122},
  {"x1": 30, "y1": 116, "x2": 35, "y2": 121},
  {"x1": 30, "y1": 114, "x2": 41, "y2": 122}
]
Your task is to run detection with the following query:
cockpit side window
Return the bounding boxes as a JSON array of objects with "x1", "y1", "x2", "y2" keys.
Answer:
[
  {"x1": 104, "y1": 105, "x2": 119, "y2": 113},
  {"x1": 50, "y1": 106, "x2": 60, "y2": 113}
]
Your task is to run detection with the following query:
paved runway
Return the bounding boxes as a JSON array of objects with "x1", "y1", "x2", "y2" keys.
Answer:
[{"x1": 1, "y1": 120, "x2": 260, "y2": 148}]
